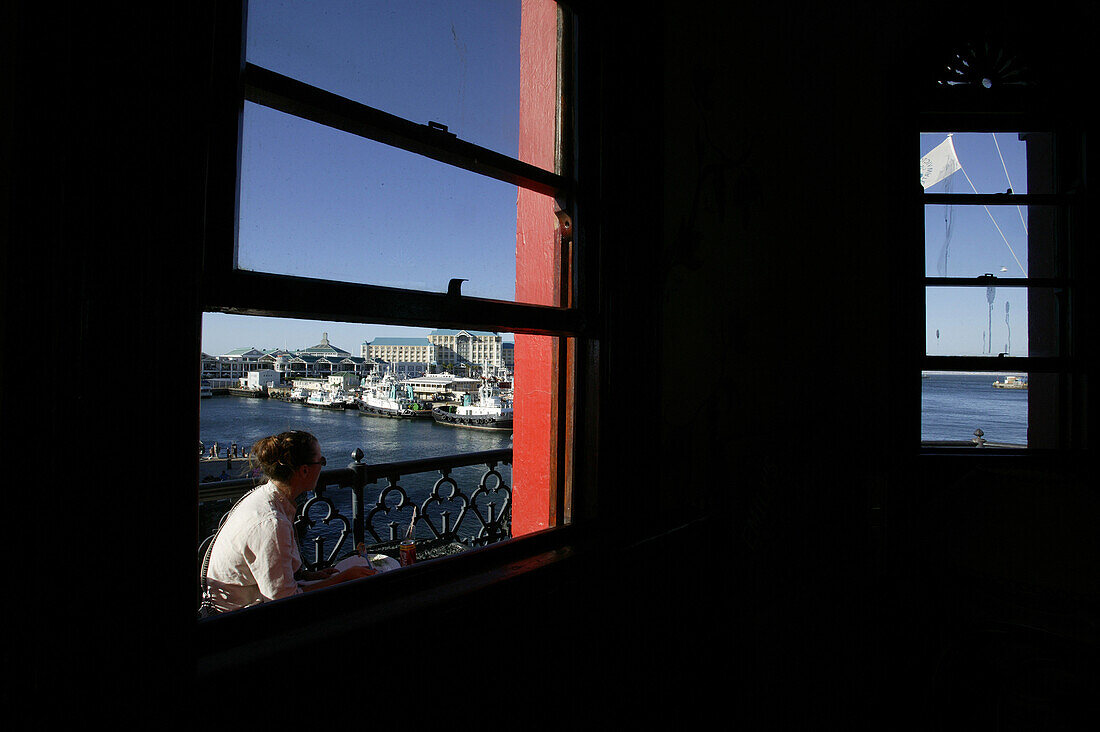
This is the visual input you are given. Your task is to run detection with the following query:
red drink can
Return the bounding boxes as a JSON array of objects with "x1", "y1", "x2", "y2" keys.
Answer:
[{"x1": 399, "y1": 539, "x2": 416, "y2": 566}]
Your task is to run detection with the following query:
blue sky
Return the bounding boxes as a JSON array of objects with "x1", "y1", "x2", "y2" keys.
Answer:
[
  {"x1": 921, "y1": 131, "x2": 1034, "y2": 357},
  {"x1": 201, "y1": 4, "x2": 1038, "y2": 360},
  {"x1": 203, "y1": 0, "x2": 522, "y2": 356}
]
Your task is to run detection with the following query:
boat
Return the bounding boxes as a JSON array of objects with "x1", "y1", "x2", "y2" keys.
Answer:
[
  {"x1": 198, "y1": 442, "x2": 261, "y2": 482},
  {"x1": 305, "y1": 388, "x2": 343, "y2": 409},
  {"x1": 289, "y1": 387, "x2": 307, "y2": 402},
  {"x1": 228, "y1": 386, "x2": 266, "y2": 398},
  {"x1": 358, "y1": 373, "x2": 433, "y2": 419},
  {"x1": 992, "y1": 375, "x2": 1028, "y2": 389},
  {"x1": 200, "y1": 380, "x2": 213, "y2": 398},
  {"x1": 431, "y1": 380, "x2": 514, "y2": 430},
  {"x1": 327, "y1": 388, "x2": 356, "y2": 409},
  {"x1": 338, "y1": 389, "x2": 359, "y2": 409},
  {"x1": 198, "y1": 455, "x2": 261, "y2": 482}
]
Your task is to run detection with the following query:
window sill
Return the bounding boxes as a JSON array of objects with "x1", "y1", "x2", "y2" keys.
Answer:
[{"x1": 196, "y1": 524, "x2": 585, "y2": 678}]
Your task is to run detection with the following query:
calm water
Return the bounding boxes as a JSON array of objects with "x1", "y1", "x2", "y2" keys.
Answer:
[
  {"x1": 200, "y1": 374, "x2": 1027, "y2": 543},
  {"x1": 200, "y1": 396, "x2": 514, "y2": 546},
  {"x1": 922, "y1": 373, "x2": 1028, "y2": 444}
]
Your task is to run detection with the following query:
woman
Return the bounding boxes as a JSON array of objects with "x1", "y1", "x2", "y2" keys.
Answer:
[{"x1": 203, "y1": 430, "x2": 376, "y2": 613}]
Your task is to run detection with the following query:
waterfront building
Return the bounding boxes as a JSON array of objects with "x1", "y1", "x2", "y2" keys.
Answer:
[
  {"x1": 202, "y1": 334, "x2": 369, "y2": 380},
  {"x1": 362, "y1": 337, "x2": 434, "y2": 375},
  {"x1": 428, "y1": 329, "x2": 506, "y2": 374},
  {"x1": 245, "y1": 369, "x2": 281, "y2": 390}
]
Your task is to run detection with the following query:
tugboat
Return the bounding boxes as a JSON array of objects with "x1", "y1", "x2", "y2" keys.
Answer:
[
  {"x1": 431, "y1": 380, "x2": 513, "y2": 430},
  {"x1": 358, "y1": 373, "x2": 432, "y2": 419},
  {"x1": 305, "y1": 388, "x2": 343, "y2": 409}
]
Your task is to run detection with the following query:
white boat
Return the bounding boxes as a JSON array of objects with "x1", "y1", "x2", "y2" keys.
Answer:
[
  {"x1": 305, "y1": 389, "x2": 343, "y2": 409},
  {"x1": 992, "y1": 375, "x2": 1028, "y2": 389},
  {"x1": 289, "y1": 387, "x2": 307, "y2": 402},
  {"x1": 198, "y1": 455, "x2": 261, "y2": 482},
  {"x1": 358, "y1": 373, "x2": 432, "y2": 419},
  {"x1": 431, "y1": 380, "x2": 513, "y2": 430},
  {"x1": 199, "y1": 442, "x2": 261, "y2": 481}
]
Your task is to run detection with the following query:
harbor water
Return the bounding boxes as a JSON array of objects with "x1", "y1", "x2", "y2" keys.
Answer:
[
  {"x1": 202, "y1": 372, "x2": 1030, "y2": 466},
  {"x1": 200, "y1": 396, "x2": 513, "y2": 547},
  {"x1": 199, "y1": 372, "x2": 1028, "y2": 548},
  {"x1": 921, "y1": 372, "x2": 1028, "y2": 444}
]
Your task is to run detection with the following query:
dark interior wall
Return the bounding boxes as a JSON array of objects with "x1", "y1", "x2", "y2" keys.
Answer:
[
  {"x1": 628, "y1": 2, "x2": 1098, "y2": 724},
  {"x1": 8, "y1": 1, "x2": 211, "y2": 706}
]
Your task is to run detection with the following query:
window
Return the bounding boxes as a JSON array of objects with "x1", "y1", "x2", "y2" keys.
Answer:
[
  {"x1": 201, "y1": 0, "x2": 589, "y2": 585},
  {"x1": 919, "y1": 125, "x2": 1083, "y2": 450}
]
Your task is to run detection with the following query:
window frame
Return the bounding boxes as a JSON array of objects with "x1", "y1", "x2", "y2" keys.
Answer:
[
  {"x1": 199, "y1": 1, "x2": 596, "y2": 590},
  {"x1": 917, "y1": 112, "x2": 1084, "y2": 452}
]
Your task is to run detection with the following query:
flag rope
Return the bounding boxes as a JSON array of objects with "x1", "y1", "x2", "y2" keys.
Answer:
[
  {"x1": 991, "y1": 132, "x2": 1029, "y2": 236},
  {"x1": 959, "y1": 165, "x2": 1028, "y2": 277}
]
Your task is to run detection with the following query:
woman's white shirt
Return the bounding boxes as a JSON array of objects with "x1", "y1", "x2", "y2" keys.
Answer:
[{"x1": 205, "y1": 482, "x2": 303, "y2": 612}]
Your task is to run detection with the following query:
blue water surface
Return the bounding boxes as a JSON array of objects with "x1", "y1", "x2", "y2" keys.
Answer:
[{"x1": 921, "y1": 373, "x2": 1028, "y2": 445}]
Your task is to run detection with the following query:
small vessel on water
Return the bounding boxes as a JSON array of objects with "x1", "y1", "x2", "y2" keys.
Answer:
[
  {"x1": 305, "y1": 389, "x2": 343, "y2": 409},
  {"x1": 289, "y1": 387, "x2": 307, "y2": 402},
  {"x1": 992, "y1": 375, "x2": 1028, "y2": 389},
  {"x1": 431, "y1": 380, "x2": 513, "y2": 431},
  {"x1": 358, "y1": 373, "x2": 432, "y2": 419}
]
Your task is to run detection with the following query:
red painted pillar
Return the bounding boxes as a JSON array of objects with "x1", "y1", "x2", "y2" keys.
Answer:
[{"x1": 513, "y1": 0, "x2": 559, "y2": 536}]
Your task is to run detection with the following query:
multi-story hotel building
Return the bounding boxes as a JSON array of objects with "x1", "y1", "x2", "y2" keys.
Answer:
[
  {"x1": 360, "y1": 330, "x2": 512, "y2": 376},
  {"x1": 361, "y1": 337, "x2": 435, "y2": 375},
  {"x1": 427, "y1": 329, "x2": 505, "y2": 372}
]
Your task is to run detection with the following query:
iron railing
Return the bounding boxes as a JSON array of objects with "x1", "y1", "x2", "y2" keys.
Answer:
[{"x1": 198, "y1": 448, "x2": 512, "y2": 571}]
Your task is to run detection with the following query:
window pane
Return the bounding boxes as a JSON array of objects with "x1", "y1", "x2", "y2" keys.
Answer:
[
  {"x1": 923, "y1": 204, "x2": 1054, "y2": 278},
  {"x1": 245, "y1": 0, "x2": 523, "y2": 161},
  {"x1": 925, "y1": 286, "x2": 1059, "y2": 357},
  {"x1": 920, "y1": 132, "x2": 1047, "y2": 194},
  {"x1": 199, "y1": 313, "x2": 553, "y2": 553},
  {"x1": 922, "y1": 372, "x2": 1028, "y2": 446},
  {"x1": 238, "y1": 103, "x2": 558, "y2": 302}
]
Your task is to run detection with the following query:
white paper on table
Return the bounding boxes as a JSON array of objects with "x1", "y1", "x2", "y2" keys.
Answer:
[{"x1": 334, "y1": 554, "x2": 400, "y2": 573}]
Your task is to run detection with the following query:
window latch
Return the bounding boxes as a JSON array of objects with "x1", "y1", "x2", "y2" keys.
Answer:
[
  {"x1": 427, "y1": 121, "x2": 456, "y2": 138},
  {"x1": 447, "y1": 278, "x2": 467, "y2": 298}
]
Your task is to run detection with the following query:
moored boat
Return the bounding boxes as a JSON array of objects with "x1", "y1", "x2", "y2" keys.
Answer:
[
  {"x1": 305, "y1": 389, "x2": 343, "y2": 409},
  {"x1": 431, "y1": 380, "x2": 513, "y2": 430},
  {"x1": 992, "y1": 375, "x2": 1028, "y2": 389},
  {"x1": 358, "y1": 373, "x2": 433, "y2": 418}
]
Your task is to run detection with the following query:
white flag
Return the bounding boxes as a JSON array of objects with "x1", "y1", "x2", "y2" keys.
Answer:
[{"x1": 920, "y1": 136, "x2": 961, "y2": 189}]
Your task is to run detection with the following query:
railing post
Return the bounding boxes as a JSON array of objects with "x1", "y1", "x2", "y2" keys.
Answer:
[{"x1": 350, "y1": 448, "x2": 366, "y2": 547}]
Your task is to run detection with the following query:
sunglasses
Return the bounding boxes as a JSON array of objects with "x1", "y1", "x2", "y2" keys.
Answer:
[{"x1": 304, "y1": 457, "x2": 327, "y2": 467}]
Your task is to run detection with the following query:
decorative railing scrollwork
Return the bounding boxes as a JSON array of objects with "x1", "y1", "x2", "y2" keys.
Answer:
[
  {"x1": 296, "y1": 481, "x2": 353, "y2": 570},
  {"x1": 198, "y1": 449, "x2": 513, "y2": 571}
]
